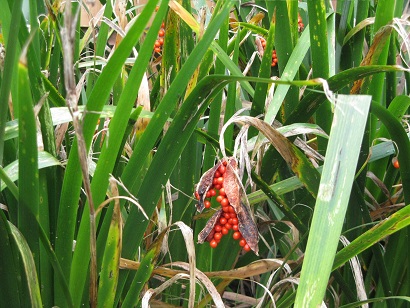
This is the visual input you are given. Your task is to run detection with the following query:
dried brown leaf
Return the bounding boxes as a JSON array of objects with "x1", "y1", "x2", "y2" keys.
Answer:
[{"x1": 120, "y1": 258, "x2": 295, "y2": 279}]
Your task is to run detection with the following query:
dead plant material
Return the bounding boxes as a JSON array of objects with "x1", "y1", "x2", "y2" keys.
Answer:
[{"x1": 120, "y1": 258, "x2": 295, "y2": 280}]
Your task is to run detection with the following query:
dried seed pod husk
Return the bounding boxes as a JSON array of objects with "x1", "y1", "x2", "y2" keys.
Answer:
[
  {"x1": 194, "y1": 161, "x2": 222, "y2": 212},
  {"x1": 237, "y1": 200, "x2": 259, "y2": 254},
  {"x1": 198, "y1": 209, "x2": 223, "y2": 244},
  {"x1": 224, "y1": 158, "x2": 259, "y2": 254}
]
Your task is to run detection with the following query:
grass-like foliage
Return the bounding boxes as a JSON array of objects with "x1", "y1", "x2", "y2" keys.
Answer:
[{"x1": 0, "y1": 0, "x2": 410, "y2": 307}]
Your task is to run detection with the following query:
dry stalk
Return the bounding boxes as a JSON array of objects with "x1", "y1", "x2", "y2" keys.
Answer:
[{"x1": 61, "y1": 1, "x2": 98, "y2": 307}]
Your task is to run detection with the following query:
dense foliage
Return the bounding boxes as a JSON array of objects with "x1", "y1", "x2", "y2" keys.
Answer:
[{"x1": 0, "y1": 0, "x2": 409, "y2": 307}]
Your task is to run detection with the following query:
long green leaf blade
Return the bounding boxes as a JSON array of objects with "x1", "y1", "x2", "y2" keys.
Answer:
[
  {"x1": 9, "y1": 222, "x2": 42, "y2": 307},
  {"x1": 17, "y1": 58, "x2": 39, "y2": 273},
  {"x1": 295, "y1": 95, "x2": 372, "y2": 307}
]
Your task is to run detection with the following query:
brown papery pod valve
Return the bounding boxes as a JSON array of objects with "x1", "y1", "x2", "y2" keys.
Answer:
[
  {"x1": 194, "y1": 161, "x2": 222, "y2": 212},
  {"x1": 223, "y1": 158, "x2": 259, "y2": 254}
]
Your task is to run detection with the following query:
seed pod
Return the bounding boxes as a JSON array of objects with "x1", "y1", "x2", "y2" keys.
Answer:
[
  {"x1": 198, "y1": 209, "x2": 223, "y2": 244},
  {"x1": 194, "y1": 161, "x2": 222, "y2": 212},
  {"x1": 223, "y1": 158, "x2": 259, "y2": 254}
]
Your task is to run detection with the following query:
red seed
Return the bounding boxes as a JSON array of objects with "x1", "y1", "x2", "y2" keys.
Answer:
[
  {"x1": 216, "y1": 195, "x2": 224, "y2": 203},
  {"x1": 239, "y1": 239, "x2": 246, "y2": 247},
  {"x1": 230, "y1": 213, "x2": 236, "y2": 218},
  {"x1": 220, "y1": 198, "x2": 229, "y2": 207},
  {"x1": 228, "y1": 206, "x2": 235, "y2": 213},
  {"x1": 218, "y1": 165, "x2": 226, "y2": 174},
  {"x1": 232, "y1": 224, "x2": 239, "y2": 231},
  {"x1": 206, "y1": 191, "x2": 212, "y2": 198},
  {"x1": 158, "y1": 38, "x2": 164, "y2": 45},
  {"x1": 195, "y1": 191, "x2": 200, "y2": 200},
  {"x1": 216, "y1": 177, "x2": 224, "y2": 185},
  {"x1": 214, "y1": 184, "x2": 222, "y2": 190},
  {"x1": 158, "y1": 29, "x2": 165, "y2": 37},
  {"x1": 392, "y1": 157, "x2": 400, "y2": 169},
  {"x1": 219, "y1": 188, "x2": 226, "y2": 196},
  {"x1": 214, "y1": 232, "x2": 222, "y2": 240},
  {"x1": 228, "y1": 218, "x2": 233, "y2": 225},
  {"x1": 225, "y1": 223, "x2": 232, "y2": 230},
  {"x1": 233, "y1": 232, "x2": 241, "y2": 240},
  {"x1": 214, "y1": 224, "x2": 222, "y2": 232},
  {"x1": 154, "y1": 41, "x2": 161, "y2": 48},
  {"x1": 231, "y1": 218, "x2": 238, "y2": 225},
  {"x1": 224, "y1": 213, "x2": 231, "y2": 219},
  {"x1": 154, "y1": 47, "x2": 161, "y2": 53},
  {"x1": 243, "y1": 244, "x2": 251, "y2": 252},
  {"x1": 219, "y1": 217, "x2": 227, "y2": 225},
  {"x1": 214, "y1": 171, "x2": 221, "y2": 178},
  {"x1": 223, "y1": 161, "x2": 228, "y2": 166},
  {"x1": 210, "y1": 240, "x2": 218, "y2": 248},
  {"x1": 210, "y1": 189, "x2": 216, "y2": 196},
  {"x1": 204, "y1": 200, "x2": 211, "y2": 209},
  {"x1": 222, "y1": 206, "x2": 230, "y2": 212},
  {"x1": 222, "y1": 227, "x2": 229, "y2": 235}
]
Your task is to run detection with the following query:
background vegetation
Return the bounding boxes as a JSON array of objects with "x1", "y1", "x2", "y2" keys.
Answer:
[{"x1": 0, "y1": 0, "x2": 409, "y2": 307}]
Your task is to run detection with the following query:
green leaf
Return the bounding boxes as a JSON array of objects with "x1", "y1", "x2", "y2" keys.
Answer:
[
  {"x1": 1, "y1": 151, "x2": 62, "y2": 192},
  {"x1": 333, "y1": 202, "x2": 410, "y2": 271},
  {"x1": 17, "y1": 59, "x2": 40, "y2": 273},
  {"x1": 121, "y1": 235, "x2": 164, "y2": 308},
  {"x1": 9, "y1": 222, "x2": 42, "y2": 307},
  {"x1": 295, "y1": 95, "x2": 372, "y2": 307},
  {"x1": 97, "y1": 183, "x2": 122, "y2": 308},
  {"x1": 0, "y1": 0, "x2": 23, "y2": 164},
  {"x1": 0, "y1": 211, "x2": 21, "y2": 307}
]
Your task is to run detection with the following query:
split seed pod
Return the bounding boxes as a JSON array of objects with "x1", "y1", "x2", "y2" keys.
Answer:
[
  {"x1": 195, "y1": 161, "x2": 222, "y2": 212},
  {"x1": 195, "y1": 157, "x2": 259, "y2": 254},
  {"x1": 223, "y1": 158, "x2": 259, "y2": 254},
  {"x1": 197, "y1": 209, "x2": 223, "y2": 244}
]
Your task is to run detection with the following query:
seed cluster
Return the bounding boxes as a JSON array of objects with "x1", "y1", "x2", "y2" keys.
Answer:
[
  {"x1": 195, "y1": 161, "x2": 251, "y2": 252},
  {"x1": 298, "y1": 14, "x2": 304, "y2": 32},
  {"x1": 258, "y1": 13, "x2": 304, "y2": 67},
  {"x1": 153, "y1": 22, "x2": 165, "y2": 54},
  {"x1": 259, "y1": 37, "x2": 278, "y2": 67}
]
